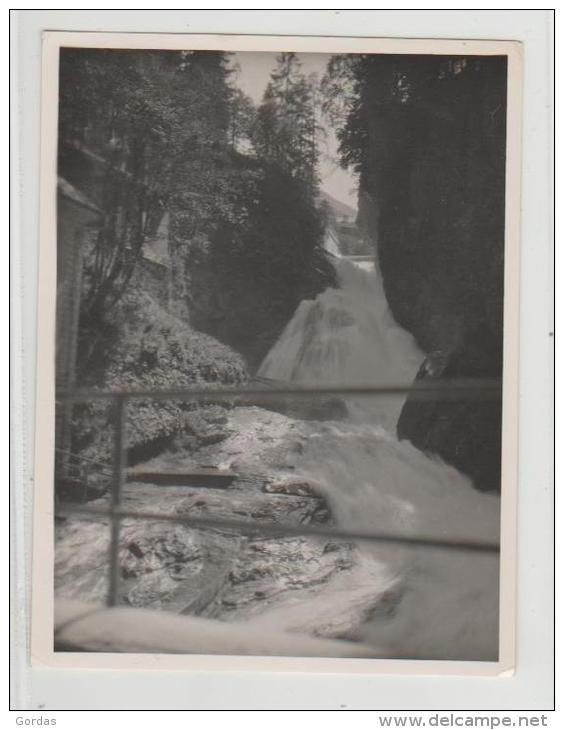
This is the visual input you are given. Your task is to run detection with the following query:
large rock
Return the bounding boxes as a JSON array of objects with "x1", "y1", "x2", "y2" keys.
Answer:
[{"x1": 397, "y1": 331, "x2": 502, "y2": 492}]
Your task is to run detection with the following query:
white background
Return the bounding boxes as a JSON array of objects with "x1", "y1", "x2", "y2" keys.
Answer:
[{"x1": 9, "y1": 8, "x2": 554, "y2": 715}]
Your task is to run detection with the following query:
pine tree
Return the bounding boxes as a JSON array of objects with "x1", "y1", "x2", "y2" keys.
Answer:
[
  {"x1": 252, "y1": 53, "x2": 320, "y2": 194},
  {"x1": 228, "y1": 87, "x2": 256, "y2": 150}
]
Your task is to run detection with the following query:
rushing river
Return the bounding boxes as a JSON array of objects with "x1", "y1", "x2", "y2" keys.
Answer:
[
  {"x1": 56, "y1": 250, "x2": 500, "y2": 660},
  {"x1": 257, "y1": 254, "x2": 501, "y2": 661}
]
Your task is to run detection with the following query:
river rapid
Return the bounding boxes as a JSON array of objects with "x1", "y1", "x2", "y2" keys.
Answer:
[
  {"x1": 255, "y1": 255, "x2": 500, "y2": 661},
  {"x1": 55, "y1": 253, "x2": 500, "y2": 660}
]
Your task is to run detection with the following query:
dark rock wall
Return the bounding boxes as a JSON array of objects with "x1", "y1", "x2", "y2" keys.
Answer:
[
  {"x1": 356, "y1": 56, "x2": 507, "y2": 359},
  {"x1": 396, "y1": 345, "x2": 502, "y2": 493},
  {"x1": 354, "y1": 56, "x2": 508, "y2": 492}
]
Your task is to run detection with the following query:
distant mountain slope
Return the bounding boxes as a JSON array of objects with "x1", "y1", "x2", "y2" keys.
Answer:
[
  {"x1": 319, "y1": 190, "x2": 371, "y2": 256},
  {"x1": 319, "y1": 190, "x2": 357, "y2": 221}
]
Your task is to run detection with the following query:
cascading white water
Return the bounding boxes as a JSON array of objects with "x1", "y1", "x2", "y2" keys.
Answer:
[
  {"x1": 259, "y1": 258, "x2": 423, "y2": 427},
  {"x1": 259, "y1": 258, "x2": 422, "y2": 388},
  {"x1": 257, "y1": 251, "x2": 501, "y2": 660}
]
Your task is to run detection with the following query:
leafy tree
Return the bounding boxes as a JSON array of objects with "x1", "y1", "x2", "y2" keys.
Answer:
[
  {"x1": 58, "y1": 48, "x2": 336, "y2": 375},
  {"x1": 58, "y1": 49, "x2": 235, "y2": 364}
]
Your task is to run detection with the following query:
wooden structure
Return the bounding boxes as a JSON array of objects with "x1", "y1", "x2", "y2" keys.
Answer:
[
  {"x1": 126, "y1": 468, "x2": 236, "y2": 488},
  {"x1": 56, "y1": 178, "x2": 102, "y2": 476}
]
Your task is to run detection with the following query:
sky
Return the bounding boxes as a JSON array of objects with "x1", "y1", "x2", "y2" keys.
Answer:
[{"x1": 231, "y1": 52, "x2": 358, "y2": 210}]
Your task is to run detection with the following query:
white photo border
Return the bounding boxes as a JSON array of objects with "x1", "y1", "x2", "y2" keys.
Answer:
[{"x1": 10, "y1": 9, "x2": 553, "y2": 711}]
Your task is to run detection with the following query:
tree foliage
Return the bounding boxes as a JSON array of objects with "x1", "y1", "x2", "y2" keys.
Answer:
[
  {"x1": 323, "y1": 54, "x2": 508, "y2": 358},
  {"x1": 58, "y1": 48, "x2": 335, "y2": 372},
  {"x1": 227, "y1": 87, "x2": 257, "y2": 149},
  {"x1": 59, "y1": 50, "x2": 235, "y2": 336},
  {"x1": 252, "y1": 53, "x2": 321, "y2": 194},
  {"x1": 186, "y1": 158, "x2": 335, "y2": 366}
]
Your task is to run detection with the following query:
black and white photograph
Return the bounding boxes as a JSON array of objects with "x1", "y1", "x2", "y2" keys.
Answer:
[{"x1": 34, "y1": 33, "x2": 521, "y2": 669}]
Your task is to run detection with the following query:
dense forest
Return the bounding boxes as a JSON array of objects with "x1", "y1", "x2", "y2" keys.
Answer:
[
  {"x1": 57, "y1": 49, "x2": 336, "y2": 477},
  {"x1": 58, "y1": 49, "x2": 335, "y2": 373}
]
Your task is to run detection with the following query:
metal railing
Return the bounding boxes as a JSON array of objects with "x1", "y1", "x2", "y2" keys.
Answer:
[{"x1": 55, "y1": 380, "x2": 502, "y2": 611}]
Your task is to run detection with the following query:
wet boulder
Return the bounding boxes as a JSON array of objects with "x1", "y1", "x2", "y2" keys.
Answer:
[
  {"x1": 397, "y1": 330, "x2": 502, "y2": 493},
  {"x1": 262, "y1": 475, "x2": 322, "y2": 498},
  {"x1": 178, "y1": 407, "x2": 232, "y2": 449}
]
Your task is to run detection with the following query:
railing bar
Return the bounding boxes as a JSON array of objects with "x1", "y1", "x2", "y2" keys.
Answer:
[
  {"x1": 57, "y1": 503, "x2": 500, "y2": 555},
  {"x1": 107, "y1": 396, "x2": 127, "y2": 607},
  {"x1": 55, "y1": 378, "x2": 503, "y2": 403}
]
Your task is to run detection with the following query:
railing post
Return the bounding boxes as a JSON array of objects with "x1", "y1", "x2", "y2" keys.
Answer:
[{"x1": 108, "y1": 395, "x2": 127, "y2": 607}]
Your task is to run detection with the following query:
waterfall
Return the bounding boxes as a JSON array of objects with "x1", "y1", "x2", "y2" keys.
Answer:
[
  {"x1": 259, "y1": 257, "x2": 422, "y2": 388},
  {"x1": 257, "y1": 249, "x2": 501, "y2": 661},
  {"x1": 259, "y1": 257, "x2": 424, "y2": 426},
  {"x1": 55, "y1": 240, "x2": 501, "y2": 660}
]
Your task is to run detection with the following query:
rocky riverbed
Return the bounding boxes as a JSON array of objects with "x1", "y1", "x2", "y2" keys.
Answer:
[{"x1": 55, "y1": 405, "x2": 401, "y2": 644}]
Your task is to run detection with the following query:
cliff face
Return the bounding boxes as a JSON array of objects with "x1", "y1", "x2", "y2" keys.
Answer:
[
  {"x1": 352, "y1": 56, "x2": 507, "y2": 492},
  {"x1": 359, "y1": 187, "x2": 503, "y2": 492},
  {"x1": 356, "y1": 64, "x2": 507, "y2": 360},
  {"x1": 396, "y1": 346, "x2": 502, "y2": 493}
]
